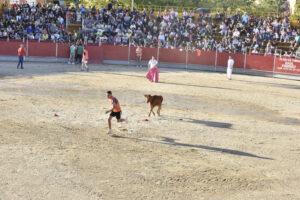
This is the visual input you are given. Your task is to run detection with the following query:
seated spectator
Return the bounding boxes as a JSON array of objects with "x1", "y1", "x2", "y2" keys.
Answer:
[
  {"x1": 163, "y1": 10, "x2": 170, "y2": 22},
  {"x1": 219, "y1": 22, "x2": 228, "y2": 36},
  {"x1": 214, "y1": 11, "x2": 221, "y2": 23},
  {"x1": 283, "y1": 51, "x2": 290, "y2": 56},
  {"x1": 233, "y1": 29, "x2": 240, "y2": 38},
  {"x1": 158, "y1": 31, "x2": 165, "y2": 45},
  {"x1": 115, "y1": 35, "x2": 121, "y2": 45}
]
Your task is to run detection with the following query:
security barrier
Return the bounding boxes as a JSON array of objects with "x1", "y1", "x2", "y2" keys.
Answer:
[{"x1": 1, "y1": 39, "x2": 300, "y2": 77}]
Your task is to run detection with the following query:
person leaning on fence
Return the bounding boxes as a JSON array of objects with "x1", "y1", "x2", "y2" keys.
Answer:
[{"x1": 17, "y1": 44, "x2": 26, "y2": 69}]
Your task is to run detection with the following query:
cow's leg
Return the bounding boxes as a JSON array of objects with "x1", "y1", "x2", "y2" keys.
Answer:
[
  {"x1": 149, "y1": 105, "x2": 154, "y2": 117},
  {"x1": 152, "y1": 106, "x2": 156, "y2": 116},
  {"x1": 157, "y1": 105, "x2": 161, "y2": 116}
]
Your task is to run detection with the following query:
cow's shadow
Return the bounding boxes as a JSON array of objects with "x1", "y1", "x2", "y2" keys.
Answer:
[
  {"x1": 184, "y1": 118, "x2": 232, "y2": 129},
  {"x1": 160, "y1": 116, "x2": 233, "y2": 129}
]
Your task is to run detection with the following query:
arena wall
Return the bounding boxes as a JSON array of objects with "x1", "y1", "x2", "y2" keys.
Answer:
[{"x1": 0, "y1": 40, "x2": 300, "y2": 76}]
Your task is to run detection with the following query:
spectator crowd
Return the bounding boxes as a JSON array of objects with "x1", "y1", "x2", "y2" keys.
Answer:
[{"x1": 1, "y1": 1, "x2": 300, "y2": 56}]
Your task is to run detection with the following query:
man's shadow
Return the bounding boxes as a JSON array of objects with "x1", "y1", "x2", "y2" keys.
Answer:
[{"x1": 113, "y1": 136, "x2": 273, "y2": 160}]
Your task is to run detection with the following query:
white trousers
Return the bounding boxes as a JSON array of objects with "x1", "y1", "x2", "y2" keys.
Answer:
[{"x1": 227, "y1": 67, "x2": 233, "y2": 80}]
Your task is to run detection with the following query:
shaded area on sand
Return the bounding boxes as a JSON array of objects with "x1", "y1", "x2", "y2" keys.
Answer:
[{"x1": 113, "y1": 135, "x2": 274, "y2": 160}]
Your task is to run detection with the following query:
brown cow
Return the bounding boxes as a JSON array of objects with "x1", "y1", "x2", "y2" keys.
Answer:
[{"x1": 144, "y1": 94, "x2": 163, "y2": 117}]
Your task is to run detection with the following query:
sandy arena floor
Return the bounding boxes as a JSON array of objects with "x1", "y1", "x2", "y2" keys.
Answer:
[{"x1": 0, "y1": 62, "x2": 300, "y2": 200}]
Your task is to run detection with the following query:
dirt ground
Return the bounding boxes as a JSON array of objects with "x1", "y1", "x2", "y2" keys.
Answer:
[{"x1": 0, "y1": 62, "x2": 300, "y2": 200}]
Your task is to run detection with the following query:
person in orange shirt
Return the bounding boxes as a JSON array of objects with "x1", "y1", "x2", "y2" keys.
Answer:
[
  {"x1": 136, "y1": 46, "x2": 142, "y2": 67},
  {"x1": 81, "y1": 48, "x2": 89, "y2": 72},
  {"x1": 105, "y1": 91, "x2": 128, "y2": 135},
  {"x1": 17, "y1": 44, "x2": 26, "y2": 69}
]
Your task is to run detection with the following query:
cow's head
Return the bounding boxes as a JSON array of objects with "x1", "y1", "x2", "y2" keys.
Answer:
[{"x1": 144, "y1": 94, "x2": 152, "y2": 103}]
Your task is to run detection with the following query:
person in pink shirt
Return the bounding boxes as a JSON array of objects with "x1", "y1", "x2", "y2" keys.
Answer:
[
  {"x1": 81, "y1": 48, "x2": 89, "y2": 72},
  {"x1": 17, "y1": 44, "x2": 26, "y2": 69}
]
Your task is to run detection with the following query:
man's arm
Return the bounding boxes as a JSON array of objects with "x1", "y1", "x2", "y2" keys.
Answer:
[{"x1": 106, "y1": 103, "x2": 117, "y2": 113}]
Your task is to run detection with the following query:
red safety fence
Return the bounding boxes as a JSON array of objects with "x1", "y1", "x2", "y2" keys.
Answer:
[
  {"x1": 216, "y1": 52, "x2": 244, "y2": 69},
  {"x1": 245, "y1": 54, "x2": 274, "y2": 72},
  {"x1": 57, "y1": 42, "x2": 70, "y2": 58},
  {"x1": 275, "y1": 56, "x2": 300, "y2": 75},
  {"x1": 28, "y1": 41, "x2": 56, "y2": 57},
  {"x1": 86, "y1": 45, "x2": 103, "y2": 64},
  {"x1": 189, "y1": 50, "x2": 215, "y2": 67},
  {"x1": 0, "y1": 40, "x2": 24, "y2": 56},
  {"x1": 159, "y1": 48, "x2": 186, "y2": 64},
  {"x1": 1, "y1": 40, "x2": 300, "y2": 76},
  {"x1": 0, "y1": 40, "x2": 104, "y2": 64},
  {"x1": 102, "y1": 45, "x2": 128, "y2": 61},
  {"x1": 129, "y1": 46, "x2": 157, "y2": 61}
]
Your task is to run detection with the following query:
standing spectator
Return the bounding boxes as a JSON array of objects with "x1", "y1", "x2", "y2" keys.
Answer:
[
  {"x1": 17, "y1": 44, "x2": 26, "y2": 69},
  {"x1": 242, "y1": 12, "x2": 248, "y2": 24},
  {"x1": 227, "y1": 56, "x2": 234, "y2": 80},
  {"x1": 81, "y1": 48, "x2": 89, "y2": 71},
  {"x1": 69, "y1": 43, "x2": 76, "y2": 64},
  {"x1": 136, "y1": 46, "x2": 142, "y2": 67},
  {"x1": 76, "y1": 43, "x2": 83, "y2": 64}
]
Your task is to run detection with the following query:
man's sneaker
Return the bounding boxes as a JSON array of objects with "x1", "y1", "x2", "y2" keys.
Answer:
[{"x1": 107, "y1": 129, "x2": 112, "y2": 134}]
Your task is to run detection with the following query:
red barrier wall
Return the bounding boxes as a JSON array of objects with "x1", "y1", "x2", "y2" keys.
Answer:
[
  {"x1": 189, "y1": 50, "x2": 215, "y2": 67},
  {"x1": 57, "y1": 43, "x2": 70, "y2": 58},
  {"x1": 86, "y1": 46, "x2": 103, "y2": 64},
  {"x1": 275, "y1": 56, "x2": 300, "y2": 75},
  {"x1": 217, "y1": 52, "x2": 244, "y2": 69},
  {"x1": 102, "y1": 45, "x2": 128, "y2": 60},
  {"x1": 0, "y1": 40, "x2": 24, "y2": 56},
  {"x1": 1, "y1": 41, "x2": 300, "y2": 76},
  {"x1": 28, "y1": 41, "x2": 56, "y2": 57},
  {"x1": 129, "y1": 46, "x2": 157, "y2": 61},
  {"x1": 159, "y1": 48, "x2": 186, "y2": 64},
  {"x1": 246, "y1": 54, "x2": 274, "y2": 72}
]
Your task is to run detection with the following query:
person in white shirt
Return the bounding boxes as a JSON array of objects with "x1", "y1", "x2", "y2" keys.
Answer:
[
  {"x1": 146, "y1": 56, "x2": 159, "y2": 82},
  {"x1": 227, "y1": 56, "x2": 234, "y2": 80}
]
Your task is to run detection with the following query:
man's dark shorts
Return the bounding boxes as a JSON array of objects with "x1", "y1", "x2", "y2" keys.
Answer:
[{"x1": 110, "y1": 111, "x2": 121, "y2": 120}]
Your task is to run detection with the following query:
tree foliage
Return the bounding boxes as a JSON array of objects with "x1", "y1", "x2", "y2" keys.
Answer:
[{"x1": 78, "y1": 0, "x2": 286, "y2": 14}]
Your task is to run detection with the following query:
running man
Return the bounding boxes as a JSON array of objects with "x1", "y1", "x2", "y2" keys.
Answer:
[
  {"x1": 227, "y1": 56, "x2": 234, "y2": 80},
  {"x1": 136, "y1": 46, "x2": 142, "y2": 67},
  {"x1": 81, "y1": 48, "x2": 89, "y2": 71},
  {"x1": 17, "y1": 44, "x2": 26, "y2": 69},
  {"x1": 105, "y1": 91, "x2": 127, "y2": 134}
]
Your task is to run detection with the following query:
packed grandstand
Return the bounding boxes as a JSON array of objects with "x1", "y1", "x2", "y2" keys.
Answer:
[{"x1": 0, "y1": 2, "x2": 299, "y2": 56}]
